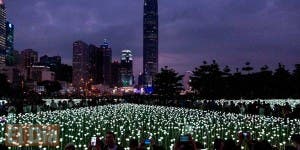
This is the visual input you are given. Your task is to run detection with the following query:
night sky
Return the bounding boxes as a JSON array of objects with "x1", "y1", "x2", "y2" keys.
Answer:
[{"x1": 5, "y1": 0, "x2": 300, "y2": 75}]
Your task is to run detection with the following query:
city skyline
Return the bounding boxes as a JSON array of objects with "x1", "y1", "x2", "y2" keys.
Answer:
[{"x1": 5, "y1": 0, "x2": 300, "y2": 75}]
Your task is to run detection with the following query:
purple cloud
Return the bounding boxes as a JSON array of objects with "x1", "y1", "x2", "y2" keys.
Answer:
[{"x1": 5, "y1": 0, "x2": 300, "y2": 75}]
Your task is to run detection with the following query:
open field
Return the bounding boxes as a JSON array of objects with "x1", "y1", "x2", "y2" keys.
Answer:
[{"x1": 1, "y1": 103, "x2": 300, "y2": 149}]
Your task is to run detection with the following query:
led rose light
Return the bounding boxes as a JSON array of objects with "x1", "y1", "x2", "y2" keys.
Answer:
[{"x1": 1, "y1": 103, "x2": 300, "y2": 149}]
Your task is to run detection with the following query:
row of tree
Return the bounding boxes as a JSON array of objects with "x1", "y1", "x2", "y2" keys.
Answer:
[
  {"x1": 0, "y1": 74, "x2": 62, "y2": 98},
  {"x1": 154, "y1": 61, "x2": 300, "y2": 99},
  {"x1": 1, "y1": 61, "x2": 299, "y2": 99}
]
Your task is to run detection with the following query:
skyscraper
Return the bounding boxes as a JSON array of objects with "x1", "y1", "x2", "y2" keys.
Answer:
[
  {"x1": 143, "y1": 0, "x2": 158, "y2": 87},
  {"x1": 20, "y1": 49, "x2": 38, "y2": 67},
  {"x1": 5, "y1": 21, "x2": 14, "y2": 66},
  {"x1": 0, "y1": 0, "x2": 6, "y2": 66},
  {"x1": 40, "y1": 55, "x2": 61, "y2": 68},
  {"x1": 100, "y1": 39, "x2": 112, "y2": 86},
  {"x1": 138, "y1": 72, "x2": 144, "y2": 88},
  {"x1": 120, "y1": 49, "x2": 133, "y2": 87},
  {"x1": 111, "y1": 61, "x2": 121, "y2": 87},
  {"x1": 21, "y1": 49, "x2": 38, "y2": 80},
  {"x1": 88, "y1": 44, "x2": 103, "y2": 84},
  {"x1": 72, "y1": 40, "x2": 89, "y2": 90}
]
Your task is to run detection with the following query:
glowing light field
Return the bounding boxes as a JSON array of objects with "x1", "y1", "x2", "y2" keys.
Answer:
[{"x1": 1, "y1": 103, "x2": 300, "y2": 150}]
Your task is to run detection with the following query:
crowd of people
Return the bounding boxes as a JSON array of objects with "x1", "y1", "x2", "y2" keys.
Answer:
[
  {"x1": 0, "y1": 98, "x2": 123, "y2": 115},
  {"x1": 0, "y1": 130, "x2": 299, "y2": 149},
  {"x1": 190, "y1": 100, "x2": 300, "y2": 119},
  {"x1": 62, "y1": 131, "x2": 300, "y2": 150},
  {"x1": 1, "y1": 96, "x2": 300, "y2": 119}
]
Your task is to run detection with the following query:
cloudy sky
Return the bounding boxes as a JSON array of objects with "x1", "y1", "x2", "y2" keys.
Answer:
[{"x1": 5, "y1": 0, "x2": 300, "y2": 75}]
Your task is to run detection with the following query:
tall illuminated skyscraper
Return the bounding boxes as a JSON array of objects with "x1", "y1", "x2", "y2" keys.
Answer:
[
  {"x1": 100, "y1": 39, "x2": 112, "y2": 86},
  {"x1": 5, "y1": 21, "x2": 14, "y2": 66},
  {"x1": 143, "y1": 0, "x2": 158, "y2": 87},
  {"x1": 0, "y1": 0, "x2": 6, "y2": 66},
  {"x1": 120, "y1": 49, "x2": 133, "y2": 86}
]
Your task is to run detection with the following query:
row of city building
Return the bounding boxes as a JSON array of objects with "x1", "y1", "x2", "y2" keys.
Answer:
[
  {"x1": 0, "y1": 0, "x2": 179, "y2": 95},
  {"x1": 1, "y1": 48, "x2": 62, "y2": 85},
  {"x1": 0, "y1": 41, "x2": 136, "y2": 93},
  {"x1": 72, "y1": 40, "x2": 134, "y2": 92},
  {"x1": 0, "y1": 1, "x2": 136, "y2": 95}
]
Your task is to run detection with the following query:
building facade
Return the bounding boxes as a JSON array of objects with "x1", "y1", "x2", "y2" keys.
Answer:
[
  {"x1": 100, "y1": 40, "x2": 112, "y2": 86},
  {"x1": 143, "y1": 0, "x2": 158, "y2": 87},
  {"x1": 5, "y1": 21, "x2": 14, "y2": 66},
  {"x1": 88, "y1": 44, "x2": 103, "y2": 84},
  {"x1": 29, "y1": 65, "x2": 55, "y2": 82},
  {"x1": 111, "y1": 61, "x2": 121, "y2": 87},
  {"x1": 21, "y1": 49, "x2": 38, "y2": 67},
  {"x1": 0, "y1": 66, "x2": 21, "y2": 85},
  {"x1": 20, "y1": 49, "x2": 38, "y2": 81},
  {"x1": 138, "y1": 72, "x2": 144, "y2": 89},
  {"x1": 0, "y1": 1, "x2": 6, "y2": 66},
  {"x1": 40, "y1": 55, "x2": 61, "y2": 68},
  {"x1": 120, "y1": 49, "x2": 133, "y2": 87},
  {"x1": 72, "y1": 40, "x2": 89, "y2": 90}
]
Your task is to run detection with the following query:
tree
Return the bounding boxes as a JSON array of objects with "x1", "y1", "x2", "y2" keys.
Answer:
[
  {"x1": 242, "y1": 62, "x2": 253, "y2": 74},
  {"x1": 273, "y1": 63, "x2": 292, "y2": 98},
  {"x1": 255, "y1": 65, "x2": 273, "y2": 98},
  {"x1": 153, "y1": 66, "x2": 183, "y2": 97},
  {"x1": 0, "y1": 73, "x2": 11, "y2": 97},
  {"x1": 260, "y1": 65, "x2": 269, "y2": 72},
  {"x1": 223, "y1": 65, "x2": 231, "y2": 77},
  {"x1": 293, "y1": 64, "x2": 300, "y2": 98},
  {"x1": 190, "y1": 60, "x2": 223, "y2": 99},
  {"x1": 52, "y1": 64, "x2": 73, "y2": 82},
  {"x1": 38, "y1": 80, "x2": 62, "y2": 96},
  {"x1": 190, "y1": 62, "x2": 210, "y2": 96},
  {"x1": 189, "y1": 61, "x2": 298, "y2": 99}
]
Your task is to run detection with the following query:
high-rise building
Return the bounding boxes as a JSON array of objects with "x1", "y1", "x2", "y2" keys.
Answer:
[
  {"x1": 72, "y1": 40, "x2": 89, "y2": 90},
  {"x1": 0, "y1": 1, "x2": 6, "y2": 66},
  {"x1": 143, "y1": 0, "x2": 158, "y2": 87},
  {"x1": 88, "y1": 44, "x2": 103, "y2": 84},
  {"x1": 40, "y1": 55, "x2": 61, "y2": 68},
  {"x1": 11, "y1": 50, "x2": 20, "y2": 65},
  {"x1": 20, "y1": 49, "x2": 38, "y2": 67},
  {"x1": 120, "y1": 49, "x2": 133, "y2": 87},
  {"x1": 20, "y1": 49, "x2": 38, "y2": 80},
  {"x1": 100, "y1": 39, "x2": 112, "y2": 86},
  {"x1": 5, "y1": 21, "x2": 14, "y2": 66},
  {"x1": 138, "y1": 72, "x2": 144, "y2": 88},
  {"x1": 111, "y1": 61, "x2": 121, "y2": 87}
]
